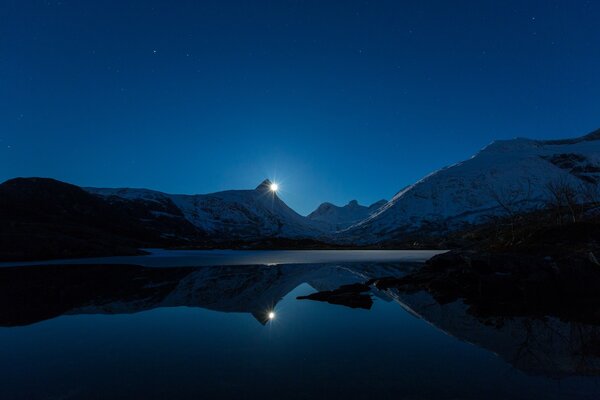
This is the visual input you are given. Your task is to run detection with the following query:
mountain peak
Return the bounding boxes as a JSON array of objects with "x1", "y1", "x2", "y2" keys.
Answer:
[
  {"x1": 307, "y1": 198, "x2": 387, "y2": 232},
  {"x1": 255, "y1": 179, "x2": 273, "y2": 191}
]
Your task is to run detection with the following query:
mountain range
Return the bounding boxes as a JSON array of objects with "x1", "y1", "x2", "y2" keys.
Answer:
[{"x1": 2, "y1": 127, "x2": 600, "y2": 259}]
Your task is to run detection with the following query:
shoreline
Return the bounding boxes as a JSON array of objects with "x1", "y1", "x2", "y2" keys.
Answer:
[{"x1": 0, "y1": 248, "x2": 447, "y2": 268}]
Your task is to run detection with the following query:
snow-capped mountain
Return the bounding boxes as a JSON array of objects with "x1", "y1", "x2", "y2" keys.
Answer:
[
  {"x1": 308, "y1": 199, "x2": 387, "y2": 232},
  {"x1": 341, "y1": 128, "x2": 600, "y2": 244},
  {"x1": 86, "y1": 179, "x2": 325, "y2": 241},
  {"x1": 5, "y1": 128, "x2": 600, "y2": 253}
]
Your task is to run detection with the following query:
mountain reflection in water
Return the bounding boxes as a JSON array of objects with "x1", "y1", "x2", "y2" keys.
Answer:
[
  {"x1": 2, "y1": 261, "x2": 600, "y2": 384},
  {"x1": 0, "y1": 262, "x2": 413, "y2": 326}
]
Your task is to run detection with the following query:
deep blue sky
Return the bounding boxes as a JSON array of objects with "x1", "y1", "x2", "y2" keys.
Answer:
[{"x1": 2, "y1": 1, "x2": 599, "y2": 214}]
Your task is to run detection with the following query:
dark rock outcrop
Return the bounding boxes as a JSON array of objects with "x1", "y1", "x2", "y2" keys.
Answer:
[
  {"x1": 297, "y1": 283, "x2": 373, "y2": 309},
  {"x1": 377, "y1": 250, "x2": 600, "y2": 324}
]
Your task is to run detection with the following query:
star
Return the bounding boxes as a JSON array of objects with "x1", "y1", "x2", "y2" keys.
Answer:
[{"x1": 153, "y1": 49, "x2": 157, "y2": 54}]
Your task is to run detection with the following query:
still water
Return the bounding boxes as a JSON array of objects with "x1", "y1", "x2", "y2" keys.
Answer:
[{"x1": 0, "y1": 251, "x2": 599, "y2": 399}]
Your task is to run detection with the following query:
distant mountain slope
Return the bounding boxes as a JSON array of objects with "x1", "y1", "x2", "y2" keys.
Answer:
[
  {"x1": 86, "y1": 179, "x2": 325, "y2": 241},
  {"x1": 307, "y1": 199, "x2": 386, "y2": 231},
  {"x1": 341, "y1": 128, "x2": 600, "y2": 244}
]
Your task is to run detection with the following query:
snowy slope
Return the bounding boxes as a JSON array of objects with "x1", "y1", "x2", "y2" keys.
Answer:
[
  {"x1": 307, "y1": 199, "x2": 386, "y2": 232},
  {"x1": 341, "y1": 129, "x2": 600, "y2": 243},
  {"x1": 87, "y1": 179, "x2": 325, "y2": 241}
]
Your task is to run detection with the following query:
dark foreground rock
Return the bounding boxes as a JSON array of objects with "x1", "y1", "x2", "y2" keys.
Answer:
[
  {"x1": 375, "y1": 250, "x2": 600, "y2": 324},
  {"x1": 297, "y1": 283, "x2": 373, "y2": 309},
  {"x1": 0, "y1": 178, "x2": 212, "y2": 261}
]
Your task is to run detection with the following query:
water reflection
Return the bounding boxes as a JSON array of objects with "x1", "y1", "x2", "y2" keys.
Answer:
[
  {"x1": 0, "y1": 262, "x2": 414, "y2": 327},
  {"x1": 389, "y1": 290, "x2": 600, "y2": 378},
  {"x1": 2, "y1": 261, "x2": 600, "y2": 382}
]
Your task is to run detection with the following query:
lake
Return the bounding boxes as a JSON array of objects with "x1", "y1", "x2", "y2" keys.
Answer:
[{"x1": 1, "y1": 250, "x2": 599, "y2": 399}]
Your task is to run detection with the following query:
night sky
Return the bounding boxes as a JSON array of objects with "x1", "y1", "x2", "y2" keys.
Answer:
[{"x1": 2, "y1": 1, "x2": 600, "y2": 214}]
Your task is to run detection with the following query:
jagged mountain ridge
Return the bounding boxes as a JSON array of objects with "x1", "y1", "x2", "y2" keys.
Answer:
[
  {"x1": 340, "y1": 128, "x2": 600, "y2": 244},
  {"x1": 307, "y1": 199, "x2": 387, "y2": 231}
]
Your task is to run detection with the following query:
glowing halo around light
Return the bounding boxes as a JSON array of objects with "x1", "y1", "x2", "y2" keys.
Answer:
[
  {"x1": 268, "y1": 311, "x2": 276, "y2": 320},
  {"x1": 269, "y1": 183, "x2": 279, "y2": 192}
]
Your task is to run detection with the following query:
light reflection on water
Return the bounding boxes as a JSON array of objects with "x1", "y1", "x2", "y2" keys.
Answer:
[{"x1": 0, "y1": 258, "x2": 599, "y2": 400}]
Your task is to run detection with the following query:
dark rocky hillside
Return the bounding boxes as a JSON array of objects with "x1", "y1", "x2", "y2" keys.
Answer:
[{"x1": 0, "y1": 178, "x2": 211, "y2": 261}]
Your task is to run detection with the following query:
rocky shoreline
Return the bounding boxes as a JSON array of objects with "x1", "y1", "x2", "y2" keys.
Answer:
[{"x1": 373, "y1": 249, "x2": 600, "y2": 324}]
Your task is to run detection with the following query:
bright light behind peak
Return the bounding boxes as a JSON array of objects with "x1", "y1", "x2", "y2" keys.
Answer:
[
  {"x1": 268, "y1": 311, "x2": 276, "y2": 320},
  {"x1": 269, "y1": 183, "x2": 279, "y2": 192}
]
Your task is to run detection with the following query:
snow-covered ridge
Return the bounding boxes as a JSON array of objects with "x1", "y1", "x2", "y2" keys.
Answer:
[
  {"x1": 86, "y1": 179, "x2": 325, "y2": 241},
  {"x1": 340, "y1": 128, "x2": 600, "y2": 243},
  {"x1": 85, "y1": 179, "x2": 387, "y2": 240}
]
